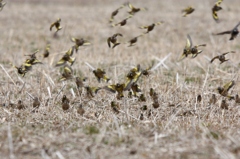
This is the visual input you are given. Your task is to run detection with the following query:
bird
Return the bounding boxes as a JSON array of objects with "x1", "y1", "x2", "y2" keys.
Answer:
[
  {"x1": 235, "y1": 94, "x2": 240, "y2": 103},
  {"x1": 104, "y1": 83, "x2": 126, "y2": 99},
  {"x1": 127, "y1": 3, "x2": 146, "y2": 15},
  {"x1": 179, "y1": 34, "x2": 193, "y2": 60},
  {"x1": 209, "y1": 94, "x2": 217, "y2": 105},
  {"x1": 190, "y1": 44, "x2": 207, "y2": 58},
  {"x1": 43, "y1": 43, "x2": 50, "y2": 58},
  {"x1": 126, "y1": 34, "x2": 144, "y2": 47},
  {"x1": 75, "y1": 76, "x2": 87, "y2": 89},
  {"x1": 112, "y1": 15, "x2": 132, "y2": 27},
  {"x1": 130, "y1": 82, "x2": 141, "y2": 97},
  {"x1": 55, "y1": 47, "x2": 75, "y2": 66},
  {"x1": 17, "y1": 100, "x2": 25, "y2": 110},
  {"x1": 77, "y1": 104, "x2": 85, "y2": 115},
  {"x1": 84, "y1": 86, "x2": 101, "y2": 98},
  {"x1": 71, "y1": 38, "x2": 91, "y2": 52},
  {"x1": 212, "y1": 0, "x2": 223, "y2": 22},
  {"x1": 139, "y1": 21, "x2": 163, "y2": 34},
  {"x1": 107, "y1": 33, "x2": 123, "y2": 48},
  {"x1": 109, "y1": 4, "x2": 126, "y2": 23},
  {"x1": 139, "y1": 113, "x2": 144, "y2": 120},
  {"x1": 138, "y1": 94, "x2": 146, "y2": 102},
  {"x1": 50, "y1": 18, "x2": 62, "y2": 32},
  {"x1": 0, "y1": 0, "x2": 6, "y2": 11},
  {"x1": 11, "y1": 63, "x2": 28, "y2": 77},
  {"x1": 217, "y1": 80, "x2": 235, "y2": 99},
  {"x1": 93, "y1": 68, "x2": 110, "y2": 83},
  {"x1": 220, "y1": 99, "x2": 228, "y2": 110},
  {"x1": 152, "y1": 101, "x2": 160, "y2": 109},
  {"x1": 59, "y1": 65, "x2": 74, "y2": 81},
  {"x1": 111, "y1": 101, "x2": 120, "y2": 114},
  {"x1": 182, "y1": 6, "x2": 195, "y2": 17},
  {"x1": 62, "y1": 95, "x2": 70, "y2": 110},
  {"x1": 213, "y1": 22, "x2": 240, "y2": 40},
  {"x1": 33, "y1": 97, "x2": 40, "y2": 108},
  {"x1": 210, "y1": 51, "x2": 235, "y2": 64},
  {"x1": 197, "y1": 94, "x2": 202, "y2": 103},
  {"x1": 125, "y1": 64, "x2": 142, "y2": 85}
]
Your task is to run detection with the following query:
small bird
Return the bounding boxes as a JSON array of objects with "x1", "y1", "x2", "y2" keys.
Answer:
[
  {"x1": 109, "y1": 4, "x2": 126, "y2": 23},
  {"x1": 138, "y1": 94, "x2": 146, "y2": 102},
  {"x1": 126, "y1": 34, "x2": 144, "y2": 47},
  {"x1": 209, "y1": 94, "x2": 217, "y2": 105},
  {"x1": 142, "y1": 62, "x2": 154, "y2": 76},
  {"x1": 104, "y1": 83, "x2": 126, "y2": 98},
  {"x1": 197, "y1": 94, "x2": 202, "y2": 103},
  {"x1": 62, "y1": 95, "x2": 70, "y2": 103},
  {"x1": 33, "y1": 97, "x2": 40, "y2": 108},
  {"x1": 77, "y1": 104, "x2": 85, "y2": 115},
  {"x1": 212, "y1": 0, "x2": 223, "y2": 22},
  {"x1": 93, "y1": 68, "x2": 110, "y2": 83},
  {"x1": 55, "y1": 47, "x2": 75, "y2": 66},
  {"x1": 217, "y1": 80, "x2": 235, "y2": 99},
  {"x1": 85, "y1": 86, "x2": 101, "y2": 98},
  {"x1": 130, "y1": 82, "x2": 141, "y2": 97},
  {"x1": 112, "y1": 15, "x2": 132, "y2": 27},
  {"x1": 59, "y1": 65, "x2": 74, "y2": 81},
  {"x1": 62, "y1": 95, "x2": 70, "y2": 110},
  {"x1": 43, "y1": 43, "x2": 50, "y2": 58},
  {"x1": 0, "y1": 0, "x2": 6, "y2": 11},
  {"x1": 235, "y1": 94, "x2": 240, "y2": 103},
  {"x1": 111, "y1": 101, "x2": 120, "y2": 114},
  {"x1": 11, "y1": 64, "x2": 28, "y2": 77},
  {"x1": 210, "y1": 51, "x2": 235, "y2": 64},
  {"x1": 75, "y1": 76, "x2": 87, "y2": 89},
  {"x1": 17, "y1": 100, "x2": 25, "y2": 110},
  {"x1": 139, "y1": 113, "x2": 144, "y2": 120},
  {"x1": 182, "y1": 6, "x2": 195, "y2": 17},
  {"x1": 190, "y1": 44, "x2": 207, "y2": 58},
  {"x1": 140, "y1": 105, "x2": 147, "y2": 111},
  {"x1": 180, "y1": 34, "x2": 193, "y2": 60},
  {"x1": 213, "y1": 22, "x2": 240, "y2": 40},
  {"x1": 107, "y1": 33, "x2": 123, "y2": 48},
  {"x1": 71, "y1": 38, "x2": 91, "y2": 52},
  {"x1": 126, "y1": 64, "x2": 142, "y2": 85},
  {"x1": 127, "y1": 3, "x2": 146, "y2": 15},
  {"x1": 152, "y1": 101, "x2": 160, "y2": 109},
  {"x1": 220, "y1": 99, "x2": 228, "y2": 110},
  {"x1": 139, "y1": 21, "x2": 163, "y2": 34},
  {"x1": 50, "y1": 18, "x2": 62, "y2": 32}
]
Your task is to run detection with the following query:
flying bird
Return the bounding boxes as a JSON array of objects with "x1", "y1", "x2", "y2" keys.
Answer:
[
  {"x1": 210, "y1": 51, "x2": 235, "y2": 64},
  {"x1": 71, "y1": 38, "x2": 91, "y2": 52},
  {"x1": 107, "y1": 33, "x2": 123, "y2": 48},
  {"x1": 217, "y1": 80, "x2": 235, "y2": 99},
  {"x1": 139, "y1": 21, "x2": 164, "y2": 34},
  {"x1": 127, "y1": 3, "x2": 146, "y2": 15},
  {"x1": 112, "y1": 15, "x2": 132, "y2": 27},
  {"x1": 50, "y1": 18, "x2": 62, "y2": 32},
  {"x1": 212, "y1": 0, "x2": 223, "y2": 22},
  {"x1": 182, "y1": 6, "x2": 195, "y2": 17},
  {"x1": 126, "y1": 34, "x2": 144, "y2": 47},
  {"x1": 93, "y1": 68, "x2": 110, "y2": 83},
  {"x1": 213, "y1": 22, "x2": 240, "y2": 40},
  {"x1": 55, "y1": 47, "x2": 75, "y2": 66}
]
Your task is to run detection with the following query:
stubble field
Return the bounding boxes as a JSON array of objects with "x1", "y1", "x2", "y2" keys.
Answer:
[{"x1": 0, "y1": 0, "x2": 240, "y2": 159}]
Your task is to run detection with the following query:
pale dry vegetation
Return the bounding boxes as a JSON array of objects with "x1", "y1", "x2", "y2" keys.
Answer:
[{"x1": 0, "y1": 0, "x2": 240, "y2": 159}]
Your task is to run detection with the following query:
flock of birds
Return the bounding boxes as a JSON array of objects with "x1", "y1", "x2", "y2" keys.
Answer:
[{"x1": 1, "y1": 0, "x2": 240, "y2": 116}]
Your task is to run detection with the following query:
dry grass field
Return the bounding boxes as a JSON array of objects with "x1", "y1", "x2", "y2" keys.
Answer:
[{"x1": 1, "y1": 0, "x2": 240, "y2": 158}]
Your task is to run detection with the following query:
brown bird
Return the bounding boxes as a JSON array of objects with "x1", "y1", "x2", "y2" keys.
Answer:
[
  {"x1": 75, "y1": 77, "x2": 87, "y2": 89},
  {"x1": 138, "y1": 94, "x2": 146, "y2": 102},
  {"x1": 11, "y1": 64, "x2": 28, "y2": 77},
  {"x1": 50, "y1": 18, "x2": 62, "y2": 32},
  {"x1": 109, "y1": 4, "x2": 126, "y2": 23},
  {"x1": 130, "y1": 82, "x2": 141, "y2": 97},
  {"x1": 212, "y1": 0, "x2": 223, "y2": 22},
  {"x1": 139, "y1": 113, "x2": 144, "y2": 120},
  {"x1": 77, "y1": 104, "x2": 85, "y2": 115},
  {"x1": 55, "y1": 46, "x2": 75, "y2": 66},
  {"x1": 59, "y1": 65, "x2": 74, "y2": 81},
  {"x1": 213, "y1": 22, "x2": 240, "y2": 40},
  {"x1": 71, "y1": 38, "x2": 91, "y2": 52},
  {"x1": 62, "y1": 95, "x2": 70, "y2": 110},
  {"x1": 107, "y1": 33, "x2": 123, "y2": 48},
  {"x1": 43, "y1": 43, "x2": 50, "y2": 58},
  {"x1": 235, "y1": 94, "x2": 240, "y2": 103},
  {"x1": 217, "y1": 80, "x2": 235, "y2": 99},
  {"x1": 33, "y1": 97, "x2": 40, "y2": 108},
  {"x1": 152, "y1": 101, "x2": 160, "y2": 109},
  {"x1": 93, "y1": 68, "x2": 110, "y2": 83},
  {"x1": 112, "y1": 15, "x2": 132, "y2": 27},
  {"x1": 209, "y1": 94, "x2": 217, "y2": 105},
  {"x1": 182, "y1": 6, "x2": 195, "y2": 17},
  {"x1": 197, "y1": 94, "x2": 202, "y2": 103},
  {"x1": 111, "y1": 101, "x2": 120, "y2": 114},
  {"x1": 126, "y1": 34, "x2": 144, "y2": 47},
  {"x1": 139, "y1": 21, "x2": 163, "y2": 34},
  {"x1": 220, "y1": 99, "x2": 228, "y2": 110},
  {"x1": 17, "y1": 100, "x2": 25, "y2": 110},
  {"x1": 210, "y1": 51, "x2": 235, "y2": 64},
  {"x1": 127, "y1": 3, "x2": 146, "y2": 15}
]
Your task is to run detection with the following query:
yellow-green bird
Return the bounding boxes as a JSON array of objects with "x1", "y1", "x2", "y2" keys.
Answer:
[
  {"x1": 217, "y1": 80, "x2": 235, "y2": 99},
  {"x1": 212, "y1": 0, "x2": 223, "y2": 22},
  {"x1": 104, "y1": 83, "x2": 126, "y2": 98},
  {"x1": 107, "y1": 33, "x2": 123, "y2": 48},
  {"x1": 43, "y1": 43, "x2": 50, "y2": 58},
  {"x1": 93, "y1": 68, "x2": 110, "y2": 83},
  {"x1": 179, "y1": 34, "x2": 193, "y2": 60},
  {"x1": 127, "y1": 3, "x2": 146, "y2": 15},
  {"x1": 112, "y1": 15, "x2": 132, "y2": 27},
  {"x1": 71, "y1": 37, "x2": 91, "y2": 52},
  {"x1": 0, "y1": 0, "x2": 6, "y2": 11},
  {"x1": 55, "y1": 47, "x2": 75, "y2": 66},
  {"x1": 182, "y1": 6, "x2": 195, "y2": 17},
  {"x1": 84, "y1": 86, "x2": 101, "y2": 98},
  {"x1": 50, "y1": 18, "x2": 62, "y2": 32},
  {"x1": 210, "y1": 51, "x2": 235, "y2": 64},
  {"x1": 139, "y1": 21, "x2": 164, "y2": 34},
  {"x1": 59, "y1": 65, "x2": 74, "y2": 81},
  {"x1": 190, "y1": 44, "x2": 207, "y2": 58}
]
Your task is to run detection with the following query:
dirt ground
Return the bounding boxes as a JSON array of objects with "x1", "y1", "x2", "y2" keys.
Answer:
[{"x1": 0, "y1": 0, "x2": 240, "y2": 159}]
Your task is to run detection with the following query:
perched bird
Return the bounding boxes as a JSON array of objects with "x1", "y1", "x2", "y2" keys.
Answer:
[
  {"x1": 85, "y1": 86, "x2": 101, "y2": 98},
  {"x1": 139, "y1": 113, "x2": 144, "y2": 120},
  {"x1": 126, "y1": 34, "x2": 144, "y2": 47},
  {"x1": 212, "y1": 0, "x2": 223, "y2": 22},
  {"x1": 55, "y1": 47, "x2": 75, "y2": 66},
  {"x1": 50, "y1": 18, "x2": 62, "y2": 32},
  {"x1": 182, "y1": 6, "x2": 195, "y2": 17},
  {"x1": 152, "y1": 101, "x2": 160, "y2": 109},
  {"x1": 213, "y1": 22, "x2": 240, "y2": 40},
  {"x1": 149, "y1": 88, "x2": 158, "y2": 102},
  {"x1": 111, "y1": 101, "x2": 120, "y2": 114},
  {"x1": 77, "y1": 104, "x2": 85, "y2": 115},
  {"x1": 104, "y1": 83, "x2": 126, "y2": 98},
  {"x1": 0, "y1": 0, "x2": 6, "y2": 11},
  {"x1": 220, "y1": 99, "x2": 228, "y2": 110},
  {"x1": 59, "y1": 65, "x2": 74, "y2": 81},
  {"x1": 235, "y1": 94, "x2": 240, "y2": 103},
  {"x1": 140, "y1": 105, "x2": 147, "y2": 111},
  {"x1": 139, "y1": 21, "x2": 163, "y2": 34},
  {"x1": 71, "y1": 38, "x2": 91, "y2": 52},
  {"x1": 210, "y1": 51, "x2": 235, "y2": 64},
  {"x1": 127, "y1": 3, "x2": 146, "y2": 15},
  {"x1": 112, "y1": 15, "x2": 132, "y2": 27},
  {"x1": 17, "y1": 100, "x2": 25, "y2": 110},
  {"x1": 62, "y1": 100, "x2": 70, "y2": 110},
  {"x1": 43, "y1": 43, "x2": 50, "y2": 58},
  {"x1": 33, "y1": 97, "x2": 40, "y2": 108},
  {"x1": 93, "y1": 68, "x2": 110, "y2": 83},
  {"x1": 209, "y1": 94, "x2": 217, "y2": 105},
  {"x1": 107, "y1": 33, "x2": 123, "y2": 48},
  {"x1": 109, "y1": 4, "x2": 126, "y2": 23},
  {"x1": 217, "y1": 80, "x2": 235, "y2": 99}
]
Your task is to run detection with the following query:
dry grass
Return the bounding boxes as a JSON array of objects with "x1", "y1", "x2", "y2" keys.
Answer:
[{"x1": 0, "y1": 0, "x2": 240, "y2": 158}]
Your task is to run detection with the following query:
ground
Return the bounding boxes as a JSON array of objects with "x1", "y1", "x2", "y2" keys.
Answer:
[{"x1": 0, "y1": 0, "x2": 240, "y2": 159}]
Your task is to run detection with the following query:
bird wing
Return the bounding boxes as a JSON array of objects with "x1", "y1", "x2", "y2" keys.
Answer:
[
  {"x1": 210, "y1": 56, "x2": 219, "y2": 63},
  {"x1": 215, "y1": 31, "x2": 232, "y2": 35},
  {"x1": 185, "y1": 34, "x2": 193, "y2": 49},
  {"x1": 107, "y1": 37, "x2": 111, "y2": 48},
  {"x1": 233, "y1": 22, "x2": 240, "y2": 30},
  {"x1": 212, "y1": 11, "x2": 218, "y2": 21},
  {"x1": 223, "y1": 80, "x2": 235, "y2": 92}
]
